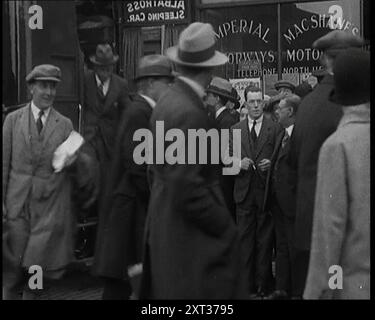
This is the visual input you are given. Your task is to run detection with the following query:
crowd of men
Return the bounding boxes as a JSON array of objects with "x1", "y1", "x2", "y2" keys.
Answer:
[{"x1": 2, "y1": 22, "x2": 370, "y2": 300}]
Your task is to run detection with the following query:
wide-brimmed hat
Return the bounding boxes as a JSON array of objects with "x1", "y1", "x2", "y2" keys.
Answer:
[
  {"x1": 329, "y1": 48, "x2": 370, "y2": 106},
  {"x1": 166, "y1": 22, "x2": 228, "y2": 68},
  {"x1": 206, "y1": 77, "x2": 233, "y2": 100},
  {"x1": 90, "y1": 43, "x2": 119, "y2": 66},
  {"x1": 135, "y1": 54, "x2": 174, "y2": 80},
  {"x1": 313, "y1": 30, "x2": 364, "y2": 55},
  {"x1": 26, "y1": 64, "x2": 61, "y2": 83},
  {"x1": 274, "y1": 80, "x2": 295, "y2": 92}
]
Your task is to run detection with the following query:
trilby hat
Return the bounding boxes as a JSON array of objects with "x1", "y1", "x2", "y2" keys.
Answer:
[
  {"x1": 313, "y1": 30, "x2": 364, "y2": 55},
  {"x1": 206, "y1": 77, "x2": 234, "y2": 100},
  {"x1": 90, "y1": 43, "x2": 119, "y2": 66},
  {"x1": 166, "y1": 22, "x2": 228, "y2": 68},
  {"x1": 26, "y1": 64, "x2": 61, "y2": 83},
  {"x1": 135, "y1": 54, "x2": 174, "y2": 80}
]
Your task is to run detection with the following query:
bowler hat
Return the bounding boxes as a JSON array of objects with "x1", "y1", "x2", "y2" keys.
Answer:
[
  {"x1": 135, "y1": 54, "x2": 174, "y2": 80},
  {"x1": 274, "y1": 80, "x2": 295, "y2": 92},
  {"x1": 26, "y1": 64, "x2": 61, "y2": 83},
  {"x1": 90, "y1": 43, "x2": 119, "y2": 65},
  {"x1": 313, "y1": 30, "x2": 364, "y2": 54},
  {"x1": 330, "y1": 48, "x2": 370, "y2": 106},
  {"x1": 166, "y1": 22, "x2": 228, "y2": 68},
  {"x1": 206, "y1": 77, "x2": 233, "y2": 100}
]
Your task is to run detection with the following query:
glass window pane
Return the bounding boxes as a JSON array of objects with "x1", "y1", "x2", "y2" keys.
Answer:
[
  {"x1": 201, "y1": 4, "x2": 278, "y2": 102},
  {"x1": 280, "y1": 0, "x2": 362, "y2": 86}
]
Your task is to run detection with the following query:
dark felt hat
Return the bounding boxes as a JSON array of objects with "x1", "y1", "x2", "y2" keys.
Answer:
[
  {"x1": 206, "y1": 77, "x2": 234, "y2": 100},
  {"x1": 329, "y1": 48, "x2": 370, "y2": 106},
  {"x1": 274, "y1": 80, "x2": 295, "y2": 92},
  {"x1": 313, "y1": 30, "x2": 364, "y2": 54},
  {"x1": 135, "y1": 54, "x2": 174, "y2": 80},
  {"x1": 90, "y1": 44, "x2": 119, "y2": 66},
  {"x1": 26, "y1": 64, "x2": 61, "y2": 83}
]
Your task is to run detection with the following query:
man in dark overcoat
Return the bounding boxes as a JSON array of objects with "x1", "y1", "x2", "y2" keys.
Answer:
[
  {"x1": 140, "y1": 22, "x2": 247, "y2": 299},
  {"x1": 287, "y1": 30, "x2": 364, "y2": 298},
  {"x1": 263, "y1": 94, "x2": 300, "y2": 299},
  {"x1": 205, "y1": 77, "x2": 240, "y2": 220},
  {"x1": 93, "y1": 55, "x2": 174, "y2": 299},
  {"x1": 84, "y1": 44, "x2": 131, "y2": 263}
]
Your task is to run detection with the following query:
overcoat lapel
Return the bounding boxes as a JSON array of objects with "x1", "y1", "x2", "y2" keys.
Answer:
[
  {"x1": 255, "y1": 118, "x2": 271, "y2": 159},
  {"x1": 240, "y1": 119, "x2": 252, "y2": 159},
  {"x1": 20, "y1": 103, "x2": 32, "y2": 150},
  {"x1": 103, "y1": 74, "x2": 117, "y2": 112},
  {"x1": 42, "y1": 108, "x2": 60, "y2": 147}
]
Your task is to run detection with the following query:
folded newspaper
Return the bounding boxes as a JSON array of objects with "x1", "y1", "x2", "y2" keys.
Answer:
[{"x1": 52, "y1": 130, "x2": 84, "y2": 173}]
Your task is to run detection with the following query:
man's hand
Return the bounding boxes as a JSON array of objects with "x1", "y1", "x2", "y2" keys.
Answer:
[
  {"x1": 257, "y1": 159, "x2": 271, "y2": 172},
  {"x1": 240, "y1": 157, "x2": 254, "y2": 170}
]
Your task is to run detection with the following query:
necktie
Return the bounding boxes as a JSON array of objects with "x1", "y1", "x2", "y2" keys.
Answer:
[
  {"x1": 98, "y1": 82, "x2": 105, "y2": 97},
  {"x1": 281, "y1": 129, "x2": 289, "y2": 148},
  {"x1": 250, "y1": 120, "x2": 257, "y2": 143},
  {"x1": 36, "y1": 110, "x2": 44, "y2": 134}
]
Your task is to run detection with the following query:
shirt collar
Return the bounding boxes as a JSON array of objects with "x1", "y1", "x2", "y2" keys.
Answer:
[
  {"x1": 215, "y1": 106, "x2": 227, "y2": 119},
  {"x1": 178, "y1": 76, "x2": 206, "y2": 100},
  {"x1": 139, "y1": 94, "x2": 156, "y2": 109},
  {"x1": 95, "y1": 74, "x2": 110, "y2": 86},
  {"x1": 285, "y1": 124, "x2": 294, "y2": 137},
  {"x1": 248, "y1": 114, "x2": 263, "y2": 124},
  {"x1": 31, "y1": 101, "x2": 51, "y2": 120}
]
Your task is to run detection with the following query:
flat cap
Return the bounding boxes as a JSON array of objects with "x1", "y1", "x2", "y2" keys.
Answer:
[
  {"x1": 313, "y1": 30, "x2": 364, "y2": 52},
  {"x1": 26, "y1": 64, "x2": 61, "y2": 83},
  {"x1": 135, "y1": 54, "x2": 174, "y2": 80},
  {"x1": 274, "y1": 80, "x2": 295, "y2": 91},
  {"x1": 206, "y1": 77, "x2": 233, "y2": 100}
]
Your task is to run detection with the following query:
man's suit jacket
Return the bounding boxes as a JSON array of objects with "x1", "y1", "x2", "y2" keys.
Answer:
[
  {"x1": 304, "y1": 106, "x2": 370, "y2": 299},
  {"x1": 82, "y1": 70, "x2": 130, "y2": 161},
  {"x1": 2, "y1": 104, "x2": 75, "y2": 272},
  {"x1": 231, "y1": 116, "x2": 282, "y2": 205},
  {"x1": 93, "y1": 94, "x2": 152, "y2": 279},
  {"x1": 287, "y1": 74, "x2": 343, "y2": 251},
  {"x1": 263, "y1": 128, "x2": 297, "y2": 217},
  {"x1": 140, "y1": 78, "x2": 247, "y2": 299}
]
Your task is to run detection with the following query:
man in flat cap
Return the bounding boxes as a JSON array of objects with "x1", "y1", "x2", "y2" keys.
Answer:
[
  {"x1": 287, "y1": 30, "x2": 364, "y2": 298},
  {"x1": 274, "y1": 80, "x2": 295, "y2": 95},
  {"x1": 82, "y1": 43, "x2": 131, "y2": 256},
  {"x1": 2, "y1": 65, "x2": 89, "y2": 299},
  {"x1": 140, "y1": 22, "x2": 247, "y2": 299},
  {"x1": 93, "y1": 54, "x2": 174, "y2": 300},
  {"x1": 304, "y1": 48, "x2": 370, "y2": 299},
  {"x1": 205, "y1": 76, "x2": 240, "y2": 220}
]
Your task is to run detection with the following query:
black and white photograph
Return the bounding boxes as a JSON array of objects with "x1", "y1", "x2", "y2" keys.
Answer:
[{"x1": 2, "y1": 0, "x2": 370, "y2": 305}]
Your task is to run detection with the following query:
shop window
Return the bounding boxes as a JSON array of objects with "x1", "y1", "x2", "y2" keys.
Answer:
[
  {"x1": 201, "y1": 4, "x2": 278, "y2": 101},
  {"x1": 280, "y1": 0, "x2": 362, "y2": 86}
]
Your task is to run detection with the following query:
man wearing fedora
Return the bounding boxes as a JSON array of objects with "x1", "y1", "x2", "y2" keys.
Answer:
[
  {"x1": 83, "y1": 43, "x2": 130, "y2": 259},
  {"x1": 93, "y1": 54, "x2": 174, "y2": 300},
  {"x1": 205, "y1": 76, "x2": 240, "y2": 220},
  {"x1": 2, "y1": 65, "x2": 86, "y2": 299},
  {"x1": 287, "y1": 30, "x2": 364, "y2": 298},
  {"x1": 304, "y1": 48, "x2": 370, "y2": 299},
  {"x1": 140, "y1": 22, "x2": 247, "y2": 299}
]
